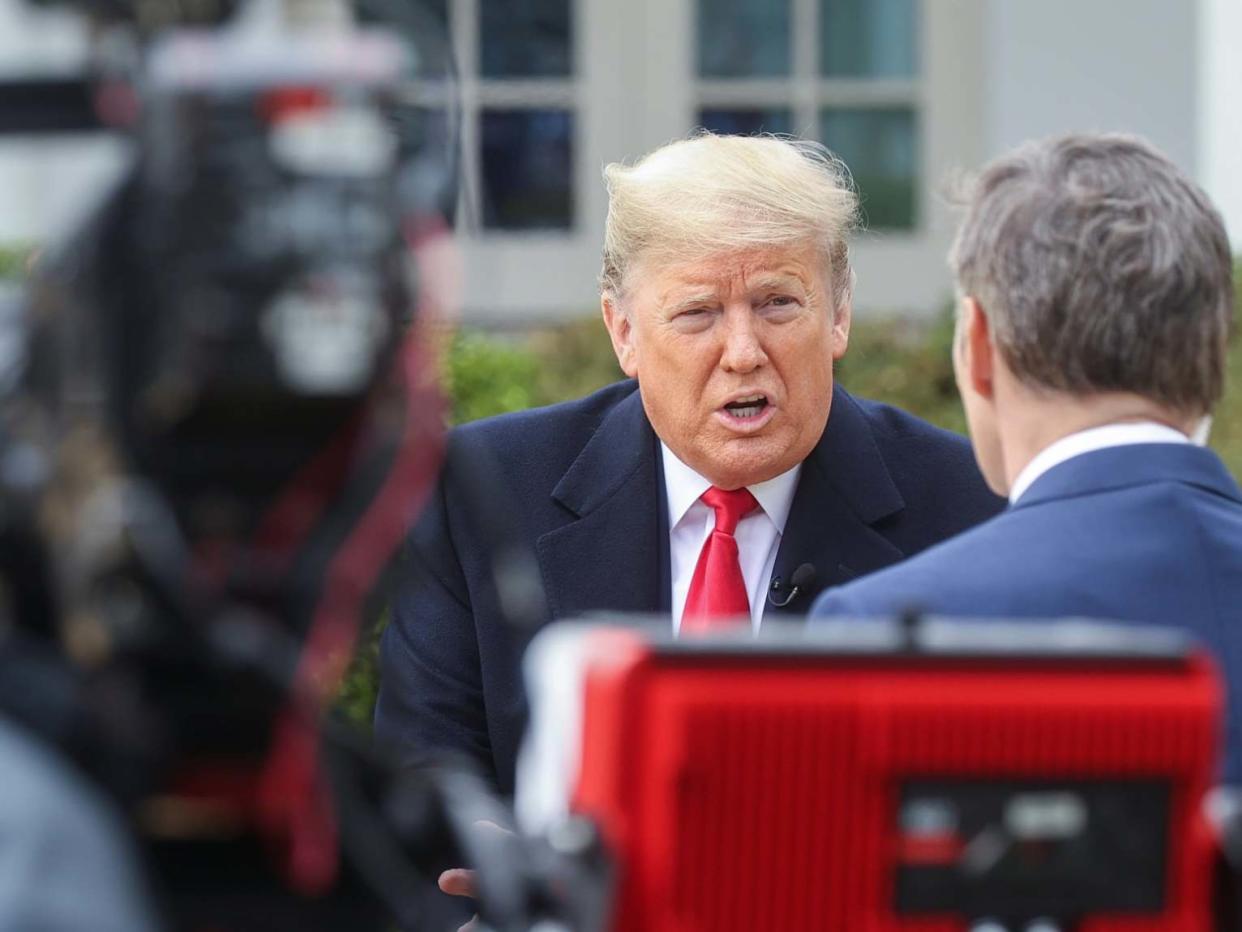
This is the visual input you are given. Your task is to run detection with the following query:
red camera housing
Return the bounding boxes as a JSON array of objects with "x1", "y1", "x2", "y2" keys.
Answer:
[{"x1": 568, "y1": 625, "x2": 1221, "y2": 932}]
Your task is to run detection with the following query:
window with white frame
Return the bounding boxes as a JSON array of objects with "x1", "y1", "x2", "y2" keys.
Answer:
[
  {"x1": 428, "y1": 0, "x2": 578, "y2": 233},
  {"x1": 695, "y1": 0, "x2": 919, "y2": 230},
  {"x1": 399, "y1": 0, "x2": 959, "y2": 319}
]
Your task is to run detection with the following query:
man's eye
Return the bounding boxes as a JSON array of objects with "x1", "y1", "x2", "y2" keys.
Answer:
[
  {"x1": 671, "y1": 307, "x2": 714, "y2": 331},
  {"x1": 675, "y1": 307, "x2": 712, "y2": 322},
  {"x1": 763, "y1": 295, "x2": 801, "y2": 311}
]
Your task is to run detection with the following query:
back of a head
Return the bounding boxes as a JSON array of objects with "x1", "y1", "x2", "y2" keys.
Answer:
[
  {"x1": 600, "y1": 132, "x2": 859, "y2": 310},
  {"x1": 950, "y1": 133, "x2": 1235, "y2": 416}
]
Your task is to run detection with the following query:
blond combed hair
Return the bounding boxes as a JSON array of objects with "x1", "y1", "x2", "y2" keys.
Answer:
[{"x1": 600, "y1": 132, "x2": 860, "y2": 309}]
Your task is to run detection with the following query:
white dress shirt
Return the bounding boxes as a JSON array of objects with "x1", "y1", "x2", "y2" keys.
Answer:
[
  {"x1": 661, "y1": 443, "x2": 801, "y2": 634},
  {"x1": 1008, "y1": 421, "x2": 1192, "y2": 505}
]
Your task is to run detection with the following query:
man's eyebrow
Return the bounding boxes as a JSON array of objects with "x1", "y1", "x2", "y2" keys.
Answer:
[
  {"x1": 663, "y1": 292, "x2": 720, "y2": 313},
  {"x1": 659, "y1": 270, "x2": 812, "y2": 311},
  {"x1": 748, "y1": 272, "x2": 810, "y2": 292}
]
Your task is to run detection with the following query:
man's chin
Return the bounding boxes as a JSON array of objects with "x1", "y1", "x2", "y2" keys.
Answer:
[{"x1": 699, "y1": 440, "x2": 802, "y2": 490}]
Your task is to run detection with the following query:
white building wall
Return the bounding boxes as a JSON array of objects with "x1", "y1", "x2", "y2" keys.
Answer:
[
  {"x1": 983, "y1": 0, "x2": 1199, "y2": 175},
  {"x1": 847, "y1": 0, "x2": 985, "y2": 318},
  {"x1": 886, "y1": 0, "x2": 1206, "y2": 315},
  {"x1": 1201, "y1": 0, "x2": 1242, "y2": 247}
]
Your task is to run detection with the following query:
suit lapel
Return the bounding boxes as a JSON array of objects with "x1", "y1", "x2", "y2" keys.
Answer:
[
  {"x1": 536, "y1": 390, "x2": 668, "y2": 619},
  {"x1": 767, "y1": 386, "x2": 906, "y2": 618},
  {"x1": 536, "y1": 384, "x2": 915, "y2": 621}
]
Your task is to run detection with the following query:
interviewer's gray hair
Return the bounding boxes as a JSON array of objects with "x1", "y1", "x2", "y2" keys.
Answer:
[
  {"x1": 950, "y1": 133, "x2": 1235, "y2": 415},
  {"x1": 600, "y1": 132, "x2": 860, "y2": 312}
]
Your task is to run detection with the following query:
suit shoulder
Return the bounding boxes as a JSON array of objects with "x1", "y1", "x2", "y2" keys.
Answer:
[
  {"x1": 849, "y1": 393, "x2": 973, "y2": 459},
  {"x1": 843, "y1": 391, "x2": 1002, "y2": 523},
  {"x1": 443, "y1": 379, "x2": 640, "y2": 502},
  {"x1": 813, "y1": 511, "x2": 1014, "y2": 617}
]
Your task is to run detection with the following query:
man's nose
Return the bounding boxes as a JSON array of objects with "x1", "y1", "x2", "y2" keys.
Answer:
[{"x1": 719, "y1": 309, "x2": 767, "y2": 372}]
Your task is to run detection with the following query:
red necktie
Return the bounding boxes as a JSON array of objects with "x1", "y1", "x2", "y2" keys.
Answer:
[{"x1": 681, "y1": 486, "x2": 759, "y2": 633}]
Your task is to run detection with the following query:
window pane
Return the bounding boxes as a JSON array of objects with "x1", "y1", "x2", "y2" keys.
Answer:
[
  {"x1": 358, "y1": 0, "x2": 451, "y2": 77},
  {"x1": 480, "y1": 0, "x2": 572, "y2": 77},
  {"x1": 820, "y1": 0, "x2": 917, "y2": 77},
  {"x1": 421, "y1": 0, "x2": 449, "y2": 25},
  {"x1": 698, "y1": 108, "x2": 793, "y2": 136},
  {"x1": 698, "y1": 0, "x2": 791, "y2": 77},
  {"x1": 820, "y1": 108, "x2": 917, "y2": 230},
  {"x1": 480, "y1": 109, "x2": 574, "y2": 230}
]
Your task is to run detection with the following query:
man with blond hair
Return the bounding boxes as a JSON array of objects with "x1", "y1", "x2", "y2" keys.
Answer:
[
  {"x1": 376, "y1": 132, "x2": 1002, "y2": 796},
  {"x1": 812, "y1": 133, "x2": 1242, "y2": 778}
]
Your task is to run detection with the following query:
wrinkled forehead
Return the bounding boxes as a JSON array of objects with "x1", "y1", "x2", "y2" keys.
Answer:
[{"x1": 628, "y1": 243, "x2": 829, "y2": 306}]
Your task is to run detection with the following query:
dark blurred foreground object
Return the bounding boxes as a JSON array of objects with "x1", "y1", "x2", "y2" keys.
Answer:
[
  {"x1": 0, "y1": 0, "x2": 525, "y2": 928},
  {"x1": 514, "y1": 617, "x2": 1242, "y2": 932}
]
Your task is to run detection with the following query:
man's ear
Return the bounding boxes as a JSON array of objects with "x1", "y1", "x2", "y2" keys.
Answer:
[
  {"x1": 830, "y1": 297, "x2": 852, "y2": 361},
  {"x1": 962, "y1": 296, "x2": 995, "y2": 400},
  {"x1": 601, "y1": 293, "x2": 638, "y2": 378}
]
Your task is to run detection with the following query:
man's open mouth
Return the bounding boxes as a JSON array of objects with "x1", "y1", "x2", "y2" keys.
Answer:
[{"x1": 722, "y1": 394, "x2": 769, "y2": 419}]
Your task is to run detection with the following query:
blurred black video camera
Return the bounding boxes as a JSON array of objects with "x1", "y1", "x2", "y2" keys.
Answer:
[
  {"x1": 0, "y1": 2, "x2": 482, "y2": 929},
  {"x1": 11, "y1": 0, "x2": 456, "y2": 516}
]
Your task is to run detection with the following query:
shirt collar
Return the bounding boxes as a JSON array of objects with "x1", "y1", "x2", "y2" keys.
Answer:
[
  {"x1": 1008, "y1": 421, "x2": 1191, "y2": 504},
  {"x1": 660, "y1": 442, "x2": 801, "y2": 531}
]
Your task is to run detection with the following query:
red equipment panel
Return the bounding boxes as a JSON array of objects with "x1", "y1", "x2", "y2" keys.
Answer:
[{"x1": 570, "y1": 629, "x2": 1221, "y2": 932}]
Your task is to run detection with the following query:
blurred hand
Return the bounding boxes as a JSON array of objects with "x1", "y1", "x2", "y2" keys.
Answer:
[
  {"x1": 438, "y1": 820, "x2": 511, "y2": 932},
  {"x1": 438, "y1": 868, "x2": 478, "y2": 932},
  {"x1": 438, "y1": 867, "x2": 477, "y2": 899}
]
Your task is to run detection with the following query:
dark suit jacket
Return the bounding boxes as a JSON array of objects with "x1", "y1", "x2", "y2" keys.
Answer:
[
  {"x1": 811, "y1": 443, "x2": 1242, "y2": 781},
  {"x1": 375, "y1": 379, "x2": 1002, "y2": 793}
]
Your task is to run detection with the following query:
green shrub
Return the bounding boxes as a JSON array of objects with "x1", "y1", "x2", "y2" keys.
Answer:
[
  {"x1": 0, "y1": 246, "x2": 30, "y2": 280},
  {"x1": 1210, "y1": 261, "x2": 1242, "y2": 470},
  {"x1": 338, "y1": 621, "x2": 384, "y2": 727},
  {"x1": 835, "y1": 308, "x2": 966, "y2": 435},
  {"x1": 444, "y1": 331, "x2": 545, "y2": 423},
  {"x1": 443, "y1": 321, "x2": 624, "y2": 426}
]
